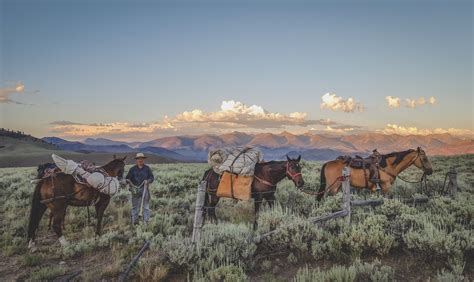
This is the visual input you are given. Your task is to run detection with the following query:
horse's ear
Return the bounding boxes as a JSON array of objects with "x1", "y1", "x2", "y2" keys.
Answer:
[
  {"x1": 296, "y1": 155, "x2": 301, "y2": 162},
  {"x1": 286, "y1": 155, "x2": 291, "y2": 162},
  {"x1": 122, "y1": 156, "x2": 127, "y2": 161},
  {"x1": 113, "y1": 154, "x2": 116, "y2": 160},
  {"x1": 417, "y1": 147, "x2": 421, "y2": 152}
]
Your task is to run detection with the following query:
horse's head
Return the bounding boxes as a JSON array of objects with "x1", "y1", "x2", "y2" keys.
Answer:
[
  {"x1": 413, "y1": 147, "x2": 433, "y2": 175},
  {"x1": 105, "y1": 155, "x2": 127, "y2": 179},
  {"x1": 286, "y1": 155, "x2": 304, "y2": 188}
]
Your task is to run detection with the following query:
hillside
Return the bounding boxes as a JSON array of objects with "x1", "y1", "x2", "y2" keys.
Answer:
[{"x1": 0, "y1": 130, "x2": 177, "y2": 167}]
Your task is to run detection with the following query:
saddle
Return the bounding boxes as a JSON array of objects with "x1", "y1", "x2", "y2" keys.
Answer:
[{"x1": 337, "y1": 155, "x2": 373, "y2": 169}]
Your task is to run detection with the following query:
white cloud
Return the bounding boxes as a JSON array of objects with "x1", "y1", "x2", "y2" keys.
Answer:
[
  {"x1": 0, "y1": 82, "x2": 38, "y2": 104},
  {"x1": 385, "y1": 96, "x2": 400, "y2": 108},
  {"x1": 428, "y1": 96, "x2": 436, "y2": 104},
  {"x1": 51, "y1": 100, "x2": 351, "y2": 139},
  {"x1": 385, "y1": 96, "x2": 436, "y2": 109},
  {"x1": 320, "y1": 93, "x2": 364, "y2": 113},
  {"x1": 405, "y1": 96, "x2": 435, "y2": 108},
  {"x1": 380, "y1": 124, "x2": 473, "y2": 137}
]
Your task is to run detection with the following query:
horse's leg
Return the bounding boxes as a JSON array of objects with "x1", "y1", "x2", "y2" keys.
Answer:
[
  {"x1": 27, "y1": 184, "x2": 48, "y2": 252},
  {"x1": 265, "y1": 193, "x2": 276, "y2": 209},
  {"x1": 207, "y1": 194, "x2": 220, "y2": 224},
  {"x1": 48, "y1": 211, "x2": 53, "y2": 230},
  {"x1": 95, "y1": 195, "x2": 110, "y2": 236},
  {"x1": 51, "y1": 205, "x2": 68, "y2": 246}
]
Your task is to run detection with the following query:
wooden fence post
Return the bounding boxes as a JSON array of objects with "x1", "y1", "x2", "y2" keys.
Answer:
[
  {"x1": 341, "y1": 166, "x2": 351, "y2": 224},
  {"x1": 447, "y1": 167, "x2": 458, "y2": 198},
  {"x1": 192, "y1": 181, "x2": 207, "y2": 246}
]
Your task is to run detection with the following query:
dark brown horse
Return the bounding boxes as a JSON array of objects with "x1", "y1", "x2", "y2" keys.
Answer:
[
  {"x1": 27, "y1": 156, "x2": 126, "y2": 251},
  {"x1": 202, "y1": 155, "x2": 304, "y2": 227}
]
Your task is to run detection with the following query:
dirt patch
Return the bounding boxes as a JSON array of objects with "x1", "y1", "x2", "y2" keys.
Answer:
[{"x1": 248, "y1": 249, "x2": 474, "y2": 281}]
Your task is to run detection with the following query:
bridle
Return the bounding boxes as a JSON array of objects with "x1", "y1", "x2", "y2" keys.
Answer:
[
  {"x1": 286, "y1": 161, "x2": 302, "y2": 182},
  {"x1": 254, "y1": 161, "x2": 302, "y2": 187},
  {"x1": 379, "y1": 150, "x2": 430, "y2": 183}
]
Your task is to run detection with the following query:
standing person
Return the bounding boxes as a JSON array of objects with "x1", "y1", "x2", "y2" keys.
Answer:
[{"x1": 126, "y1": 153, "x2": 154, "y2": 225}]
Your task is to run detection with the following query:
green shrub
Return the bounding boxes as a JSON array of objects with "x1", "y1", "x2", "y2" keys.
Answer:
[
  {"x1": 206, "y1": 264, "x2": 248, "y2": 282},
  {"x1": 29, "y1": 266, "x2": 66, "y2": 280},
  {"x1": 21, "y1": 254, "x2": 42, "y2": 267},
  {"x1": 294, "y1": 259, "x2": 394, "y2": 282},
  {"x1": 163, "y1": 223, "x2": 256, "y2": 274}
]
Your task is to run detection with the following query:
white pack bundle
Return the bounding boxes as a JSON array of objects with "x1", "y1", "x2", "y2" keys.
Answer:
[
  {"x1": 208, "y1": 147, "x2": 262, "y2": 176},
  {"x1": 52, "y1": 154, "x2": 120, "y2": 195}
]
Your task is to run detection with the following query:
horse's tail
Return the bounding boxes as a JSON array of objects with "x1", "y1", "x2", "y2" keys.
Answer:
[
  {"x1": 27, "y1": 181, "x2": 47, "y2": 241},
  {"x1": 317, "y1": 163, "x2": 328, "y2": 201}
]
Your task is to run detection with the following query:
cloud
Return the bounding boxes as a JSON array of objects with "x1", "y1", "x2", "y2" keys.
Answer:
[
  {"x1": 173, "y1": 100, "x2": 327, "y2": 128},
  {"x1": 405, "y1": 97, "x2": 429, "y2": 108},
  {"x1": 380, "y1": 124, "x2": 473, "y2": 137},
  {"x1": 320, "y1": 93, "x2": 364, "y2": 113},
  {"x1": 50, "y1": 100, "x2": 355, "y2": 139},
  {"x1": 386, "y1": 96, "x2": 436, "y2": 109},
  {"x1": 0, "y1": 82, "x2": 38, "y2": 104},
  {"x1": 50, "y1": 120, "x2": 85, "y2": 126},
  {"x1": 385, "y1": 96, "x2": 401, "y2": 108}
]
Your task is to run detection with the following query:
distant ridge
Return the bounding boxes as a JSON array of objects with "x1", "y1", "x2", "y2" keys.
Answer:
[
  {"x1": 43, "y1": 131, "x2": 474, "y2": 162},
  {"x1": 43, "y1": 136, "x2": 192, "y2": 162}
]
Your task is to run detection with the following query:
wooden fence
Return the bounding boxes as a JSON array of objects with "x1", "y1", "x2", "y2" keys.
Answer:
[{"x1": 191, "y1": 166, "x2": 458, "y2": 244}]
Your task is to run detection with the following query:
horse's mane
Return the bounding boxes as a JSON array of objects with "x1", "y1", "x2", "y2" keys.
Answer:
[{"x1": 380, "y1": 149, "x2": 415, "y2": 167}]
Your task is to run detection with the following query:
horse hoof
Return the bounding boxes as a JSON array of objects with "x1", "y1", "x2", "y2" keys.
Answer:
[
  {"x1": 58, "y1": 236, "x2": 69, "y2": 247},
  {"x1": 28, "y1": 240, "x2": 37, "y2": 253}
]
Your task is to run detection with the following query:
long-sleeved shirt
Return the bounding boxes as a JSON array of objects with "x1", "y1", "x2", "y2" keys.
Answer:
[{"x1": 126, "y1": 165, "x2": 154, "y2": 186}]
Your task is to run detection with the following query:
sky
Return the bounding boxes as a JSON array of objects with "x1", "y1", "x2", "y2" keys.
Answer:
[{"x1": 0, "y1": 0, "x2": 472, "y2": 141}]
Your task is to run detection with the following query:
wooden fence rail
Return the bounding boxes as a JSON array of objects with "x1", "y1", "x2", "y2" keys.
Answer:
[{"x1": 192, "y1": 166, "x2": 458, "y2": 245}]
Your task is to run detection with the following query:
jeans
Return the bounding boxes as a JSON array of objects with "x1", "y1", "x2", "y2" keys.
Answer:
[{"x1": 131, "y1": 188, "x2": 150, "y2": 224}]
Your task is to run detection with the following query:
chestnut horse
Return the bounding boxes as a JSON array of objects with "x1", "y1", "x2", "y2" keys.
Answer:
[
  {"x1": 27, "y1": 156, "x2": 126, "y2": 250},
  {"x1": 202, "y1": 155, "x2": 304, "y2": 227},
  {"x1": 317, "y1": 147, "x2": 433, "y2": 201}
]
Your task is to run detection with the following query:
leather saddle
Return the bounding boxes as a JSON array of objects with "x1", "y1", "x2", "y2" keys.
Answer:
[{"x1": 336, "y1": 155, "x2": 372, "y2": 169}]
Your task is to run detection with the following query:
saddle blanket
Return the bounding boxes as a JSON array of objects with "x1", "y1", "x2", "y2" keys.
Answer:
[
  {"x1": 216, "y1": 172, "x2": 252, "y2": 201},
  {"x1": 52, "y1": 154, "x2": 120, "y2": 195},
  {"x1": 208, "y1": 147, "x2": 262, "y2": 176}
]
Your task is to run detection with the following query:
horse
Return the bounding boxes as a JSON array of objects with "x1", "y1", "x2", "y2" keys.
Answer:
[
  {"x1": 202, "y1": 155, "x2": 304, "y2": 227},
  {"x1": 316, "y1": 147, "x2": 433, "y2": 201},
  {"x1": 27, "y1": 156, "x2": 126, "y2": 251}
]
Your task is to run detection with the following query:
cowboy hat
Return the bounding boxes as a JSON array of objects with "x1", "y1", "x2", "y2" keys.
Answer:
[{"x1": 135, "y1": 153, "x2": 147, "y2": 159}]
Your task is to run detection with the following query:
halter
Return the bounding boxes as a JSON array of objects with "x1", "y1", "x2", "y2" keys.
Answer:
[
  {"x1": 286, "y1": 161, "x2": 302, "y2": 182},
  {"x1": 379, "y1": 150, "x2": 429, "y2": 181}
]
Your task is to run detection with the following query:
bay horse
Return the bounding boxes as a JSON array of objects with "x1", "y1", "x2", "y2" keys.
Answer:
[
  {"x1": 317, "y1": 147, "x2": 433, "y2": 201},
  {"x1": 202, "y1": 155, "x2": 304, "y2": 227},
  {"x1": 27, "y1": 156, "x2": 126, "y2": 251}
]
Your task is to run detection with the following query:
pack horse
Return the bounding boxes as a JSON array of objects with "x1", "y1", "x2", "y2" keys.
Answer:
[
  {"x1": 27, "y1": 155, "x2": 126, "y2": 251},
  {"x1": 203, "y1": 147, "x2": 305, "y2": 227}
]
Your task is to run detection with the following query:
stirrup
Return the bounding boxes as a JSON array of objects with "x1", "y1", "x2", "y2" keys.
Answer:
[{"x1": 375, "y1": 184, "x2": 382, "y2": 191}]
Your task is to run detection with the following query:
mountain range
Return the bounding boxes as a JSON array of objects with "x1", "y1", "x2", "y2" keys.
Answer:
[{"x1": 42, "y1": 131, "x2": 474, "y2": 162}]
